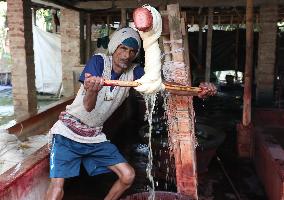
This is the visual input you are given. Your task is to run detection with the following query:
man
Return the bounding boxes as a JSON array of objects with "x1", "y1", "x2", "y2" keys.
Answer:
[
  {"x1": 46, "y1": 27, "x2": 143, "y2": 200},
  {"x1": 45, "y1": 27, "x2": 216, "y2": 200}
]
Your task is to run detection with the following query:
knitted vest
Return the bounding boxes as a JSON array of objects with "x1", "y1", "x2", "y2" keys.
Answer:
[{"x1": 66, "y1": 53, "x2": 135, "y2": 128}]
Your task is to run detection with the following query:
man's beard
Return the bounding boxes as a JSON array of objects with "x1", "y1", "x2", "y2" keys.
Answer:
[{"x1": 119, "y1": 60, "x2": 129, "y2": 69}]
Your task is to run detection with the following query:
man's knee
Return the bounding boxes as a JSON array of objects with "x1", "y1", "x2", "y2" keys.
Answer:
[{"x1": 120, "y1": 167, "x2": 135, "y2": 186}]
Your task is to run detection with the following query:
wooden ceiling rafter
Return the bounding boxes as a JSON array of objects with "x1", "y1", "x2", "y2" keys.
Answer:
[{"x1": 30, "y1": 0, "x2": 284, "y2": 25}]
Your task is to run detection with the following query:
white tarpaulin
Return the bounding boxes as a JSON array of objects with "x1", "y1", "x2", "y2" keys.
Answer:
[{"x1": 33, "y1": 26, "x2": 62, "y2": 94}]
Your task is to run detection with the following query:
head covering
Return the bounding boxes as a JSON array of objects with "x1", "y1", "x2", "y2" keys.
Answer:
[{"x1": 108, "y1": 27, "x2": 141, "y2": 58}]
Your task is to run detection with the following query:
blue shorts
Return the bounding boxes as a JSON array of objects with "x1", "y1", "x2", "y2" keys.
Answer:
[{"x1": 49, "y1": 134, "x2": 127, "y2": 178}]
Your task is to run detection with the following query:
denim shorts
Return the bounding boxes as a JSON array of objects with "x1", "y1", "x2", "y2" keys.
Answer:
[{"x1": 49, "y1": 134, "x2": 127, "y2": 178}]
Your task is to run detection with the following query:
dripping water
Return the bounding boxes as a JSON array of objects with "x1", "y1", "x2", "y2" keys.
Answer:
[{"x1": 143, "y1": 93, "x2": 157, "y2": 200}]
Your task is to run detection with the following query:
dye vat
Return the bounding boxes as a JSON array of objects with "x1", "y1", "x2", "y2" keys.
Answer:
[
  {"x1": 139, "y1": 120, "x2": 225, "y2": 182},
  {"x1": 122, "y1": 191, "x2": 191, "y2": 200}
]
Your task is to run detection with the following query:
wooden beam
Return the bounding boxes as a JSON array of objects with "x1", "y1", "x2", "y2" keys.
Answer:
[
  {"x1": 74, "y1": 0, "x2": 284, "y2": 10},
  {"x1": 31, "y1": 0, "x2": 64, "y2": 9}
]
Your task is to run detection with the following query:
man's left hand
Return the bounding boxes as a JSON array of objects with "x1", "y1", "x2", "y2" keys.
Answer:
[{"x1": 198, "y1": 82, "x2": 217, "y2": 99}]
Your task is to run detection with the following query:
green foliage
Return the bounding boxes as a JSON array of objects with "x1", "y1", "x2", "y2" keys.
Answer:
[{"x1": 36, "y1": 8, "x2": 53, "y2": 32}]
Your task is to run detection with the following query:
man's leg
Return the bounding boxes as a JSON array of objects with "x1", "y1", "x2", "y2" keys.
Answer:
[
  {"x1": 45, "y1": 178, "x2": 65, "y2": 200},
  {"x1": 104, "y1": 163, "x2": 135, "y2": 200}
]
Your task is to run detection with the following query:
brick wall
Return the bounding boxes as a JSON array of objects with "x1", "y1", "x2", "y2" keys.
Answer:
[
  {"x1": 7, "y1": 0, "x2": 37, "y2": 119},
  {"x1": 256, "y1": 4, "x2": 278, "y2": 105},
  {"x1": 60, "y1": 8, "x2": 80, "y2": 97}
]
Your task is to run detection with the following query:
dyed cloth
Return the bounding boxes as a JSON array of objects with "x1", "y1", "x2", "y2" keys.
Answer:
[{"x1": 59, "y1": 111, "x2": 102, "y2": 137}]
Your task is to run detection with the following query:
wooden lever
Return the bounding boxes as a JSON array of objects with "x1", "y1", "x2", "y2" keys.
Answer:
[
  {"x1": 103, "y1": 80, "x2": 202, "y2": 95},
  {"x1": 104, "y1": 80, "x2": 141, "y2": 87}
]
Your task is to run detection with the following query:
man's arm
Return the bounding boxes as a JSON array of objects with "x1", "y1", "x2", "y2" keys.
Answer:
[{"x1": 83, "y1": 73, "x2": 104, "y2": 112}]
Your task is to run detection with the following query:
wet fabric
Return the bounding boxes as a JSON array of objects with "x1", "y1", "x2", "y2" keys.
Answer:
[{"x1": 50, "y1": 134, "x2": 127, "y2": 178}]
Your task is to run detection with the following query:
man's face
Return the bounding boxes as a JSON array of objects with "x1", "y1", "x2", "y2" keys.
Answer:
[{"x1": 112, "y1": 44, "x2": 137, "y2": 71}]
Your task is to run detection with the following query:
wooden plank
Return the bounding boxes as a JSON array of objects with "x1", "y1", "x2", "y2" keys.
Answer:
[{"x1": 8, "y1": 97, "x2": 74, "y2": 141}]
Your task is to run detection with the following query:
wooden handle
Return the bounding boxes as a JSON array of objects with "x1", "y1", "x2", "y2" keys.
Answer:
[
  {"x1": 104, "y1": 79, "x2": 201, "y2": 94},
  {"x1": 104, "y1": 80, "x2": 141, "y2": 87},
  {"x1": 164, "y1": 83, "x2": 201, "y2": 92}
]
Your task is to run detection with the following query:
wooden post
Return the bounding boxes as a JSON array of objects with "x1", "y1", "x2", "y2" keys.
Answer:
[
  {"x1": 234, "y1": 25, "x2": 239, "y2": 81},
  {"x1": 198, "y1": 15, "x2": 203, "y2": 67},
  {"x1": 85, "y1": 13, "x2": 91, "y2": 61},
  {"x1": 51, "y1": 9, "x2": 57, "y2": 33},
  {"x1": 120, "y1": 8, "x2": 127, "y2": 27},
  {"x1": 243, "y1": 0, "x2": 253, "y2": 126},
  {"x1": 80, "y1": 11, "x2": 85, "y2": 64},
  {"x1": 33, "y1": 8, "x2": 37, "y2": 26},
  {"x1": 205, "y1": 7, "x2": 213, "y2": 82},
  {"x1": 7, "y1": 0, "x2": 38, "y2": 119},
  {"x1": 107, "y1": 15, "x2": 111, "y2": 35},
  {"x1": 181, "y1": 11, "x2": 191, "y2": 84},
  {"x1": 237, "y1": 0, "x2": 254, "y2": 158},
  {"x1": 166, "y1": 4, "x2": 198, "y2": 199}
]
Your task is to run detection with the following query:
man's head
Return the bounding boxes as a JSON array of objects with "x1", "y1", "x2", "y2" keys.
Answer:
[{"x1": 108, "y1": 27, "x2": 141, "y2": 73}]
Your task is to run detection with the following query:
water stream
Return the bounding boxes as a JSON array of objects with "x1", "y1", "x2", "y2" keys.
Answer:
[{"x1": 143, "y1": 93, "x2": 157, "y2": 200}]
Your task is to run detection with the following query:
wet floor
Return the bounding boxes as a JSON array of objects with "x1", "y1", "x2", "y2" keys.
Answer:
[{"x1": 62, "y1": 85, "x2": 268, "y2": 200}]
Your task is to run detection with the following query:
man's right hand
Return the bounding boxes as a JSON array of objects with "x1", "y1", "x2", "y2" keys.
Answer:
[
  {"x1": 84, "y1": 73, "x2": 104, "y2": 93},
  {"x1": 83, "y1": 73, "x2": 104, "y2": 112}
]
